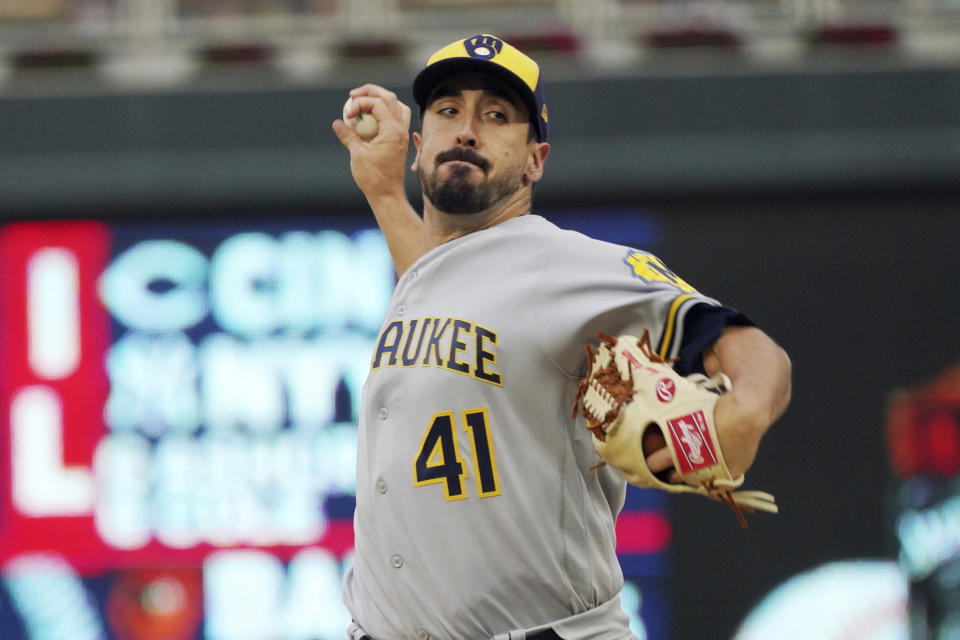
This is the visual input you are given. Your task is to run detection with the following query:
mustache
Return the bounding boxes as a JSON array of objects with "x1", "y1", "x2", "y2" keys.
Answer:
[{"x1": 434, "y1": 147, "x2": 491, "y2": 173}]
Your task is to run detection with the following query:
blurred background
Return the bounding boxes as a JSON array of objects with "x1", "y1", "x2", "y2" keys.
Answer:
[{"x1": 1, "y1": 0, "x2": 959, "y2": 638}]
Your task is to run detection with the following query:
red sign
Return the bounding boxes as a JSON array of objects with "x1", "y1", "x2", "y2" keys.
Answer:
[
  {"x1": 0, "y1": 222, "x2": 357, "y2": 574},
  {"x1": 887, "y1": 365, "x2": 960, "y2": 479},
  {"x1": 0, "y1": 221, "x2": 112, "y2": 571}
]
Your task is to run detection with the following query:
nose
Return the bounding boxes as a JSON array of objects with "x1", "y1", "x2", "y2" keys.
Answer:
[{"x1": 455, "y1": 116, "x2": 478, "y2": 148}]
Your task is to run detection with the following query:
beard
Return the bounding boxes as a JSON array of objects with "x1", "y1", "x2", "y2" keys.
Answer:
[{"x1": 420, "y1": 148, "x2": 523, "y2": 215}]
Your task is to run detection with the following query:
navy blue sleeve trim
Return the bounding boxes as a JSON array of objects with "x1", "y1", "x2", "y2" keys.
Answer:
[{"x1": 674, "y1": 303, "x2": 754, "y2": 376}]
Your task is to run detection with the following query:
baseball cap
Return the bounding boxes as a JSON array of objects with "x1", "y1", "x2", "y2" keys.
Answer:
[{"x1": 412, "y1": 34, "x2": 549, "y2": 142}]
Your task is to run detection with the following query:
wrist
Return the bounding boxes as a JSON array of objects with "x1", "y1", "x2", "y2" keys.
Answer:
[{"x1": 365, "y1": 191, "x2": 416, "y2": 220}]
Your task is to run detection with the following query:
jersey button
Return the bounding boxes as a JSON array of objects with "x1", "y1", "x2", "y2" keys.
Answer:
[
  {"x1": 396, "y1": 304, "x2": 407, "y2": 315},
  {"x1": 377, "y1": 407, "x2": 388, "y2": 420},
  {"x1": 417, "y1": 631, "x2": 430, "y2": 640},
  {"x1": 376, "y1": 480, "x2": 387, "y2": 494},
  {"x1": 391, "y1": 555, "x2": 403, "y2": 569}
]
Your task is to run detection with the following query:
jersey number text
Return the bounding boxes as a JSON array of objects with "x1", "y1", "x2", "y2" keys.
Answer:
[{"x1": 413, "y1": 409, "x2": 501, "y2": 500}]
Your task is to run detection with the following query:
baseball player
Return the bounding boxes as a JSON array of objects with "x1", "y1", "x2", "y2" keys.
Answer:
[{"x1": 332, "y1": 34, "x2": 792, "y2": 640}]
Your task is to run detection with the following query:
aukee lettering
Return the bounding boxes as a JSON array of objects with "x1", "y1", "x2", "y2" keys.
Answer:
[{"x1": 371, "y1": 317, "x2": 502, "y2": 386}]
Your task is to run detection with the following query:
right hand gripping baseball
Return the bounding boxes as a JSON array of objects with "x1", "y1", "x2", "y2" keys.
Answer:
[
  {"x1": 332, "y1": 84, "x2": 412, "y2": 200},
  {"x1": 573, "y1": 331, "x2": 778, "y2": 527}
]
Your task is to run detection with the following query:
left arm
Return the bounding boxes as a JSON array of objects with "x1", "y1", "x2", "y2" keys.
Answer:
[{"x1": 703, "y1": 325, "x2": 792, "y2": 478}]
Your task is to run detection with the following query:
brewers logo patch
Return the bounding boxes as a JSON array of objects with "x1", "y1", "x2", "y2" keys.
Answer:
[
  {"x1": 624, "y1": 251, "x2": 696, "y2": 293},
  {"x1": 464, "y1": 35, "x2": 503, "y2": 60}
]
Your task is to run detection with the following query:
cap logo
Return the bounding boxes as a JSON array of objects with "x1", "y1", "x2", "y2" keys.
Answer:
[{"x1": 464, "y1": 35, "x2": 503, "y2": 60}]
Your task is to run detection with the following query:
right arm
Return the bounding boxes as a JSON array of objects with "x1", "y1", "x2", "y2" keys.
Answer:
[{"x1": 332, "y1": 84, "x2": 425, "y2": 276}]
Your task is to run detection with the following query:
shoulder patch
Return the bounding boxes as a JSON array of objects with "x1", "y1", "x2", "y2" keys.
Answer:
[{"x1": 624, "y1": 251, "x2": 697, "y2": 293}]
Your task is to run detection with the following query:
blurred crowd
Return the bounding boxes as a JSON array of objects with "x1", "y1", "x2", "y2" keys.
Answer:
[{"x1": 0, "y1": 0, "x2": 957, "y2": 86}]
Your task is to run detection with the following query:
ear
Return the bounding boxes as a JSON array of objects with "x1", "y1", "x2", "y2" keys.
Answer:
[
  {"x1": 411, "y1": 131, "x2": 422, "y2": 172},
  {"x1": 522, "y1": 141, "x2": 550, "y2": 185}
]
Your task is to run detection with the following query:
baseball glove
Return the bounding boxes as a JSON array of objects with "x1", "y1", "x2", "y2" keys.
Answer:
[{"x1": 572, "y1": 331, "x2": 777, "y2": 527}]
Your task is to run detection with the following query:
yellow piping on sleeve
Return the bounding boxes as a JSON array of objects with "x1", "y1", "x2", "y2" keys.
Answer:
[{"x1": 658, "y1": 294, "x2": 694, "y2": 359}]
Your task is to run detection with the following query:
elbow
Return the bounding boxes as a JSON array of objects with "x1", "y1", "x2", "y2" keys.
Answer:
[
  {"x1": 738, "y1": 342, "x2": 793, "y2": 435},
  {"x1": 774, "y1": 345, "x2": 793, "y2": 421}
]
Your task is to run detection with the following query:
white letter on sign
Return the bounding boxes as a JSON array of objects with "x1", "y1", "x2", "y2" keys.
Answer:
[
  {"x1": 27, "y1": 248, "x2": 81, "y2": 380},
  {"x1": 11, "y1": 386, "x2": 95, "y2": 516}
]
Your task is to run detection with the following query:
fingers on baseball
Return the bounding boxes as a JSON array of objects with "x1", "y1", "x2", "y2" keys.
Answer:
[
  {"x1": 350, "y1": 85, "x2": 412, "y2": 126},
  {"x1": 342, "y1": 97, "x2": 379, "y2": 141},
  {"x1": 343, "y1": 95, "x2": 372, "y2": 120}
]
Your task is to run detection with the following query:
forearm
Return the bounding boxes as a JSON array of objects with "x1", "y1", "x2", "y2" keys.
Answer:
[
  {"x1": 704, "y1": 325, "x2": 792, "y2": 476},
  {"x1": 366, "y1": 192, "x2": 425, "y2": 277},
  {"x1": 333, "y1": 84, "x2": 424, "y2": 276}
]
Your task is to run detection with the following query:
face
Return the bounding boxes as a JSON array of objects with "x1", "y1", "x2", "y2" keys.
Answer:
[{"x1": 412, "y1": 72, "x2": 548, "y2": 215}]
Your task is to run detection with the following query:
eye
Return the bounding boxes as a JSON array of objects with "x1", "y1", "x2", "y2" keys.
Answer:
[
  {"x1": 486, "y1": 110, "x2": 507, "y2": 122},
  {"x1": 436, "y1": 106, "x2": 458, "y2": 116}
]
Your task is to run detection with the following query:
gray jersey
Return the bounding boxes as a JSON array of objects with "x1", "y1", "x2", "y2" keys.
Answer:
[{"x1": 343, "y1": 215, "x2": 722, "y2": 639}]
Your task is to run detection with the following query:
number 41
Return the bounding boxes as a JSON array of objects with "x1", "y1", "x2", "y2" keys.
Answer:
[{"x1": 413, "y1": 409, "x2": 501, "y2": 500}]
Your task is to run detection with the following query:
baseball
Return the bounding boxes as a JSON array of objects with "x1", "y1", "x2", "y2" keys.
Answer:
[{"x1": 343, "y1": 97, "x2": 378, "y2": 141}]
